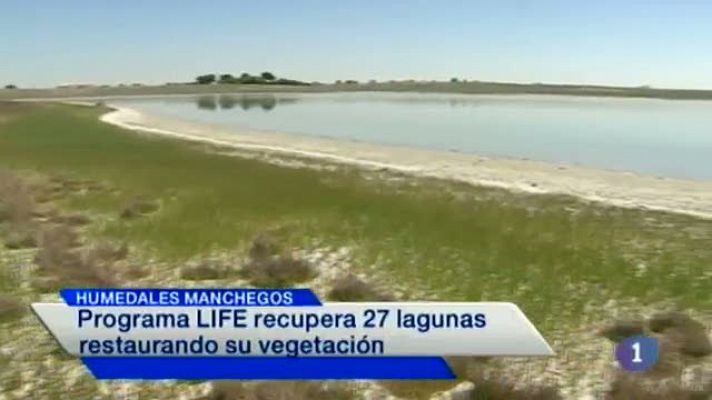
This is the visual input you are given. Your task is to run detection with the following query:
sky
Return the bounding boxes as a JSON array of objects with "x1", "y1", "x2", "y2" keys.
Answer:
[{"x1": 2, "y1": 0, "x2": 712, "y2": 89}]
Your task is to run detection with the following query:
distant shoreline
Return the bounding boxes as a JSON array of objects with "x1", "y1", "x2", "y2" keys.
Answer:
[
  {"x1": 99, "y1": 104, "x2": 712, "y2": 220},
  {"x1": 7, "y1": 79, "x2": 712, "y2": 101}
]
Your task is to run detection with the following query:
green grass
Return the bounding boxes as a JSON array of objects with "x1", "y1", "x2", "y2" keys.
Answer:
[{"x1": 0, "y1": 103, "x2": 710, "y2": 333}]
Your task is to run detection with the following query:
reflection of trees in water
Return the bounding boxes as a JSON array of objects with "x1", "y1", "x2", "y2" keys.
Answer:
[
  {"x1": 218, "y1": 95, "x2": 238, "y2": 110},
  {"x1": 195, "y1": 95, "x2": 300, "y2": 112},
  {"x1": 196, "y1": 96, "x2": 218, "y2": 110}
]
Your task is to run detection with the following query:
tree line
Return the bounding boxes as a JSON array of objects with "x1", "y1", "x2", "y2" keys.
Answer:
[{"x1": 194, "y1": 72, "x2": 309, "y2": 86}]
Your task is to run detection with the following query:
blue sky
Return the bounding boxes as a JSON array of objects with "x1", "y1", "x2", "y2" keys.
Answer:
[{"x1": 2, "y1": 1, "x2": 712, "y2": 89}]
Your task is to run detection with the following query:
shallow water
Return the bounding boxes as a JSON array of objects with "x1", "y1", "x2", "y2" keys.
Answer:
[{"x1": 114, "y1": 92, "x2": 712, "y2": 181}]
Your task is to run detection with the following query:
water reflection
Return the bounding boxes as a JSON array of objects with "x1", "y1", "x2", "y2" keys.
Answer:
[
  {"x1": 196, "y1": 96, "x2": 218, "y2": 111},
  {"x1": 195, "y1": 94, "x2": 299, "y2": 111},
  {"x1": 119, "y1": 92, "x2": 712, "y2": 180}
]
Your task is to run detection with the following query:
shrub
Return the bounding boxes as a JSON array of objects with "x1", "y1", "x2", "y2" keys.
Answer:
[
  {"x1": 0, "y1": 295, "x2": 24, "y2": 321},
  {"x1": 598, "y1": 319, "x2": 645, "y2": 342},
  {"x1": 0, "y1": 169, "x2": 33, "y2": 225},
  {"x1": 87, "y1": 241, "x2": 129, "y2": 264},
  {"x1": 0, "y1": 202, "x2": 9, "y2": 222},
  {"x1": 452, "y1": 370, "x2": 562, "y2": 400},
  {"x1": 607, "y1": 374, "x2": 710, "y2": 400},
  {"x1": 241, "y1": 256, "x2": 315, "y2": 287},
  {"x1": 180, "y1": 263, "x2": 226, "y2": 281},
  {"x1": 469, "y1": 380, "x2": 561, "y2": 400},
  {"x1": 119, "y1": 198, "x2": 159, "y2": 219},
  {"x1": 649, "y1": 311, "x2": 690, "y2": 332},
  {"x1": 4, "y1": 228, "x2": 37, "y2": 249},
  {"x1": 210, "y1": 381, "x2": 354, "y2": 400},
  {"x1": 649, "y1": 311, "x2": 711, "y2": 357},
  {"x1": 380, "y1": 380, "x2": 457, "y2": 400},
  {"x1": 36, "y1": 225, "x2": 81, "y2": 265},
  {"x1": 248, "y1": 234, "x2": 280, "y2": 261},
  {"x1": 53, "y1": 213, "x2": 92, "y2": 226},
  {"x1": 36, "y1": 225, "x2": 116, "y2": 288},
  {"x1": 32, "y1": 183, "x2": 64, "y2": 204},
  {"x1": 327, "y1": 274, "x2": 393, "y2": 301},
  {"x1": 444, "y1": 356, "x2": 491, "y2": 379},
  {"x1": 31, "y1": 276, "x2": 63, "y2": 293},
  {"x1": 121, "y1": 264, "x2": 149, "y2": 280}
]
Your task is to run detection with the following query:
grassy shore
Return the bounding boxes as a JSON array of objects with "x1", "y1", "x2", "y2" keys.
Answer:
[
  {"x1": 5, "y1": 79, "x2": 712, "y2": 101},
  {"x1": 0, "y1": 102, "x2": 710, "y2": 398}
]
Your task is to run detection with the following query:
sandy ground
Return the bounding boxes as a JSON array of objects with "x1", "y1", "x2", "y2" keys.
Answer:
[{"x1": 100, "y1": 105, "x2": 712, "y2": 220}]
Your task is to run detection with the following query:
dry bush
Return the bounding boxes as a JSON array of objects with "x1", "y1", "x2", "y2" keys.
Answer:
[
  {"x1": 240, "y1": 234, "x2": 314, "y2": 287},
  {"x1": 0, "y1": 295, "x2": 24, "y2": 322},
  {"x1": 241, "y1": 256, "x2": 315, "y2": 287},
  {"x1": 0, "y1": 202, "x2": 9, "y2": 223},
  {"x1": 4, "y1": 227, "x2": 37, "y2": 249},
  {"x1": 598, "y1": 319, "x2": 646, "y2": 342},
  {"x1": 209, "y1": 381, "x2": 355, "y2": 400},
  {"x1": 381, "y1": 372, "x2": 561, "y2": 400},
  {"x1": 35, "y1": 224, "x2": 116, "y2": 288},
  {"x1": 32, "y1": 178, "x2": 66, "y2": 203},
  {"x1": 0, "y1": 169, "x2": 34, "y2": 226},
  {"x1": 30, "y1": 205, "x2": 59, "y2": 220},
  {"x1": 31, "y1": 275, "x2": 63, "y2": 293},
  {"x1": 327, "y1": 274, "x2": 393, "y2": 301},
  {"x1": 248, "y1": 234, "x2": 281, "y2": 260},
  {"x1": 119, "y1": 197, "x2": 159, "y2": 219},
  {"x1": 63, "y1": 253, "x2": 116, "y2": 288},
  {"x1": 380, "y1": 380, "x2": 457, "y2": 400},
  {"x1": 35, "y1": 224, "x2": 81, "y2": 271},
  {"x1": 649, "y1": 311, "x2": 711, "y2": 358},
  {"x1": 181, "y1": 263, "x2": 227, "y2": 281},
  {"x1": 650, "y1": 311, "x2": 696, "y2": 333},
  {"x1": 444, "y1": 356, "x2": 492, "y2": 379},
  {"x1": 468, "y1": 376, "x2": 562, "y2": 400},
  {"x1": 121, "y1": 264, "x2": 149, "y2": 280},
  {"x1": 607, "y1": 374, "x2": 710, "y2": 400},
  {"x1": 53, "y1": 213, "x2": 92, "y2": 226},
  {"x1": 0, "y1": 170, "x2": 40, "y2": 249},
  {"x1": 87, "y1": 241, "x2": 129, "y2": 264}
]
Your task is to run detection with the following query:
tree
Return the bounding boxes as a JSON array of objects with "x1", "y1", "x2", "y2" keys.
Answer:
[
  {"x1": 260, "y1": 72, "x2": 276, "y2": 81},
  {"x1": 4, "y1": 84, "x2": 17, "y2": 89},
  {"x1": 219, "y1": 74, "x2": 236, "y2": 84},
  {"x1": 450, "y1": 77, "x2": 459, "y2": 83},
  {"x1": 238, "y1": 73, "x2": 262, "y2": 84},
  {"x1": 195, "y1": 74, "x2": 216, "y2": 85}
]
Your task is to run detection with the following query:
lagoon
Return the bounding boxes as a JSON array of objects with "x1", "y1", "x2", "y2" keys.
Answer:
[{"x1": 114, "y1": 92, "x2": 712, "y2": 181}]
